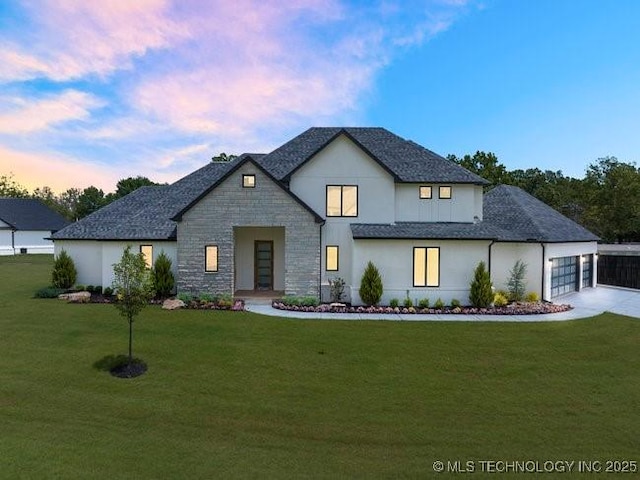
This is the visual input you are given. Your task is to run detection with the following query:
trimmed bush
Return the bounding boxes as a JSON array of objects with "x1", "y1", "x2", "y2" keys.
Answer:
[
  {"x1": 494, "y1": 292, "x2": 508, "y2": 307},
  {"x1": 389, "y1": 298, "x2": 399, "y2": 308},
  {"x1": 507, "y1": 260, "x2": 527, "y2": 302},
  {"x1": 86, "y1": 285, "x2": 95, "y2": 293},
  {"x1": 359, "y1": 261, "x2": 383, "y2": 306},
  {"x1": 52, "y1": 250, "x2": 77, "y2": 289},
  {"x1": 75, "y1": 284, "x2": 86, "y2": 292},
  {"x1": 418, "y1": 298, "x2": 430, "y2": 308},
  {"x1": 469, "y1": 261, "x2": 493, "y2": 308},
  {"x1": 34, "y1": 287, "x2": 66, "y2": 299},
  {"x1": 152, "y1": 251, "x2": 175, "y2": 297},
  {"x1": 403, "y1": 297, "x2": 413, "y2": 308},
  {"x1": 525, "y1": 291, "x2": 540, "y2": 303},
  {"x1": 103, "y1": 287, "x2": 114, "y2": 297},
  {"x1": 434, "y1": 298, "x2": 445, "y2": 309}
]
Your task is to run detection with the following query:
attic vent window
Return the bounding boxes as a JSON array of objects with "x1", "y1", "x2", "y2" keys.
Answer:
[
  {"x1": 242, "y1": 174, "x2": 256, "y2": 188},
  {"x1": 439, "y1": 186, "x2": 452, "y2": 199},
  {"x1": 419, "y1": 186, "x2": 432, "y2": 199}
]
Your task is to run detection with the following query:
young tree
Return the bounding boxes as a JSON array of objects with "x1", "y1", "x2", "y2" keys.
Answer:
[
  {"x1": 52, "y1": 250, "x2": 77, "y2": 289},
  {"x1": 152, "y1": 251, "x2": 175, "y2": 297},
  {"x1": 469, "y1": 261, "x2": 493, "y2": 308},
  {"x1": 112, "y1": 246, "x2": 154, "y2": 371},
  {"x1": 507, "y1": 260, "x2": 527, "y2": 302},
  {"x1": 359, "y1": 261, "x2": 383, "y2": 306}
]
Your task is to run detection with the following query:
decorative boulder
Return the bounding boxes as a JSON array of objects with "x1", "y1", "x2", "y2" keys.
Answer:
[
  {"x1": 58, "y1": 291, "x2": 91, "y2": 303},
  {"x1": 162, "y1": 298, "x2": 186, "y2": 310}
]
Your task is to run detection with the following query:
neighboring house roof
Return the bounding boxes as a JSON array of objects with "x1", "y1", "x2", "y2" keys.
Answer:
[
  {"x1": 256, "y1": 127, "x2": 490, "y2": 185},
  {"x1": 353, "y1": 185, "x2": 599, "y2": 243},
  {"x1": 0, "y1": 198, "x2": 69, "y2": 231}
]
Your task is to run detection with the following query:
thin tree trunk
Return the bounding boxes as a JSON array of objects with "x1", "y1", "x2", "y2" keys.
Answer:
[{"x1": 128, "y1": 316, "x2": 133, "y2": 365}]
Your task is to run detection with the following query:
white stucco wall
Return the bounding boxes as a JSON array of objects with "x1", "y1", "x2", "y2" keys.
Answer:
[
  {"x1": 55, "y1": 240, "x2": 177, "y2": 291},
  {"x1": 491, "y1": 243, "x2": 544, "y2": 298},
  {"x1": 350, "y1": 239, "x2": 491, "y2": 306},
  {"x1": 234, "y1": 227, "x2": 285, "y2": 290},
  {"x1": 394, "y1": 184, "x2": 482, "y2": 223},
  {"x1": 289, "y1": 134, "x2": 397, "y2": 289},
  {"x1": 492, "y1": 241, "x2": 598, "y2": 301},
  {"x1": 0, "y1": 228, "x2": 12, "y2": 255},
  {"x1": 1, "y1": 229, "x2": 55, "y2": 255}
]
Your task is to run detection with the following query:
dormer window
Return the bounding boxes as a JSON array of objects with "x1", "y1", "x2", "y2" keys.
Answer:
[
  {"x1": 439, "y1": 186, "x2": 452, "y2": 199},
  {"x1": 419, "y1": 186, "x2": 432, "y2": 199},
  {"x1": 242, "y1": 174, "x2": 256, "y2": 188}
]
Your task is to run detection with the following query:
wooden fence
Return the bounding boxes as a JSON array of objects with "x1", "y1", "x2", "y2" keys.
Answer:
[{"x1": 597, "y1": 255, "x2": 640, "y2": 290}]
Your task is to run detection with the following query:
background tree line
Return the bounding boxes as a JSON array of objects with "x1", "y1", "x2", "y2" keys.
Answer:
[
  {"x1": 2, "y1": 152, "x2": 638, "y2": 242},
  {"x1": 448, "y1": 152, "x2": 640, "y2": 243}
]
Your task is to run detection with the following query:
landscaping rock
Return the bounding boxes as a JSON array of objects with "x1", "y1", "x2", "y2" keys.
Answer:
[
  {"x1": 58, "y1": 291, "x2": 91, "y2": 303},
  {"x1": 162, "y1": 298, "x2": 186, "y2": 310}
]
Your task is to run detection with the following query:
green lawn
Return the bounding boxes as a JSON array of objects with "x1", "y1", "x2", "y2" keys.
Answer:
[{"x1": 1, "y1": 255, "x2": 639, "y2": 479}]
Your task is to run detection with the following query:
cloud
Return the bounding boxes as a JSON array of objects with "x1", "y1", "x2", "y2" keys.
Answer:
[
  {"x1": 0, "y1": 0, "x2": 188, "y2": 82},
  {"x1": 0, "y1": 90, "x2": 104, "y2": 134}
]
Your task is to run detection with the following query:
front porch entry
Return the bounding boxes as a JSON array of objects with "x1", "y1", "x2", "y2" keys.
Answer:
[{"x1": 234, "y1": 226, "x2": 285, "y2": 293}]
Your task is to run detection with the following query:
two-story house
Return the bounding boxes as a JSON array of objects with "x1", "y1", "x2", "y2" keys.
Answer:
[{"x1": 52, "y1": 127, "x2": 599, "y2": 304}]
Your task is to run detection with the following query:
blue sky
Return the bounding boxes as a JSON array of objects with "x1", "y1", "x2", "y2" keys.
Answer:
[{"x1": 1, "y1": 0, "x2": 638, "y2": 192}]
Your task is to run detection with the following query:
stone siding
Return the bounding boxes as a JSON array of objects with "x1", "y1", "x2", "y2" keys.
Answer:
[{"x1": 177, "y1": 161, "x2": 321, "y2": 297}]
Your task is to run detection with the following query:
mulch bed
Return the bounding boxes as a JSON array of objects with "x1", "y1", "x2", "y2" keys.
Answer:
[
  {"x1": 110, "y1": 360, "x2": 148, "y2": 378},
  {"x1": 272, "y1": 301, "x2": 572, "y2": 316}
]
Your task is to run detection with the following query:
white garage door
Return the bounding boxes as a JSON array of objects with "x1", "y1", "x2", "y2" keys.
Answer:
[{"x1": 551, "y1": 256, "x2": 578, "y2": 297}]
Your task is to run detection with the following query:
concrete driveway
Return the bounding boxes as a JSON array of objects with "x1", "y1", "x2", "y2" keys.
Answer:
[{"x1": 562, "y1": 285, "x2": 640, "y2": 319}]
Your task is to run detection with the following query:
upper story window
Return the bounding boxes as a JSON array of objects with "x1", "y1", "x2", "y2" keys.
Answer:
[
  {"x1": 326, "y1": 185, "x2": 358, "y2": 217},
  {"x1": 419, "y1": 186, "x2": 432, "y2": 199},
  {"x1": 439, "y1": 186, "x2": 452, "y2": 199},
  {"x1": 242, "y1": 174, "x2": 256, "y2": 188},
  {"x1": 140, "y1": 245, "x2": 153, "y2": 268}
]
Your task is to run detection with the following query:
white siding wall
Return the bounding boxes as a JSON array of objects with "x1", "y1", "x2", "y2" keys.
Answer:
[
  {"x1": 289, "y1": 134, "x2": 396, "y2": 288},
  {"x1": 545, "y1": 241, "x2": 598, "y2": 299},
  {"x1": 0, "y1": 227, "x2": 12, "y2": 255},
  {"x1": 1, "y1": 229, "x2": 55, "y2": 255},
  {"x1": 351, "y1": 239, "x2": 491, "y2": 306},
  {"x1": 394, "y1": 184, "x2": 481, "y2": 223}
]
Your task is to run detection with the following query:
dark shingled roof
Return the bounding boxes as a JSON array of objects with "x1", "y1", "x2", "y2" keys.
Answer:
[
  {"x1": 256, "y1": 127, "x2": 489, "y2": 184},
  {"x1": 351, "y1": 222, "x2": 502, "y2": 240},
  {"x1": 0, "y1": 198, "x2": 69, "y2": 231},
  {"x1": 52, "y1": 160, "x2": 240, "y2": 240},
  {"x1": 483, "y1": 185, "x2": 599, "y2": 242},
  {"x1": 352, "y1": 185, "x2": 599, "y2": 243}
]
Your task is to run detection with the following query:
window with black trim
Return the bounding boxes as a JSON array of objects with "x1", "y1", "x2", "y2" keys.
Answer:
[
  {"x1": 419, "y1": 186, "x2": 432, "y2": 199},
  {"x1": 326, "y1": 185, "x2": 358, "y2": 217},
  {"x1": 326, "y1": 245, "x2": 339, "y2": 271},
  {"x1": 439, "y1": 186, "x2": 452, "y2": 199},
  {"x1": 413, "y1": 247, "x2": 440, "y2": 287},
  {"x1": 242, "y1": 174, "x2": 256, "y2": 188},
  {"x1": 140, "y1": 245, "x2": 153, "y2": 268},
  {"x1": 205, "y1": 245, "x2": 218, "y2": 272}
]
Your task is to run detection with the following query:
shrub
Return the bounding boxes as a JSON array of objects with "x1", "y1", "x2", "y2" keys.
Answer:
[
  {"x1": 94, "y1": 285, "x2": 102, "y2": 294},
  {"x1": 217, "y1": 293, "x2": 234, "y2": 308},
  {"x1": 329, "y1": 277, "x2": 346, "y2": 303},
  {"x1": 494, "y1": 292, "x2": 508, "y2": 307},
  {"x1": 280, "y1": 296, "x2": 319, "y2": 307},
  {"x1": 525, "y1": 291, "x2": 540, "y2": 303},
  {"x1": 75, "y1": 284, "x2": 86, "y2": 292},
  {"x1": 451, "y1": 298, "x2": 461, "y2": 308},
  {"x1": 300, "y1": 296, "x2": 319, "y2": 307},
  {"x1": 177, "y1": 292, "x2": 193, "y2": 303},
  {"x1": 418, "y1": 298, "x2": 430, "y2": 308},
  {"x1": 199, "y1": 293, "x2": 214, "y2": 303},
  {"x1": 103, "y1": 287, "x2": 114, "y2": 297},
  {"x1": 469, "y1": 261, "x2": 493, "y2": 308},
  {"x1": 359, "y1": 261, "x2": 383, "y2": 306},
  {"x1": 507, "y1": 260, "x2": 527, "y2": 302},
  {"x1": 52, "y1": 250, "x2": 77, "y2": 289},
  {"x1": 86, "y1": 285, "x2": 95, "y2": 293},
  {"x1": 403, "y1": 297, "x2": 413, "y2": 308},
  {"x1": 389, "y1": 298, "x2": 399, "y2": 308},
  {"x1": 434, "y1": 298, "x2": 445, "y2": 309},
  {"x1": 34, "y1": 287, "x2": 66, "y2": 298},
  {"x1": 152, "y1": 251, "x2": 175, "y2": 297}
]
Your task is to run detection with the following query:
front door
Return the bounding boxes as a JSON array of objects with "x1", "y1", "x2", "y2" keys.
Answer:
[{"x1": 254, "y1": 240, "x2": 273, "y2": 290}]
